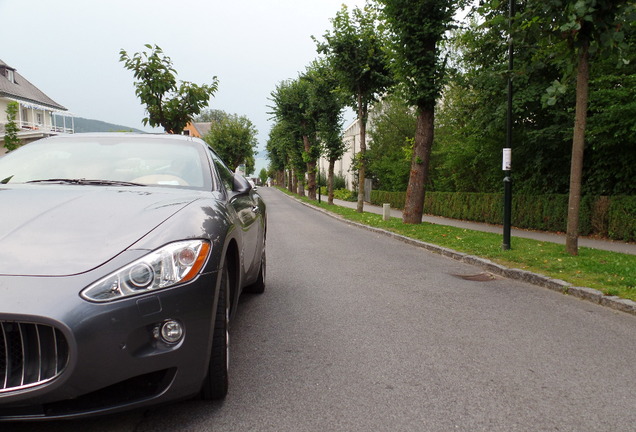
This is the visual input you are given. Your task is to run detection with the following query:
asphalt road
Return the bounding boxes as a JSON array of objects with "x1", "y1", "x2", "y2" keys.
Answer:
[{"x1": 7, "y1": 187, "x2": 636, "y2": 431}]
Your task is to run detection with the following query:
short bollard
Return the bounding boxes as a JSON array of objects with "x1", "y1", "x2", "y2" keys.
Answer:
[{"x1": 383, "y1": 203, "x2": 391, "y2": 221}]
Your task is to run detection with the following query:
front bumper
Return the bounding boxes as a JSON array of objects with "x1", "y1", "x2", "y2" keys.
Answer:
[{"x1": 0, "y1": 269, "x2": 219, "y2": 421}]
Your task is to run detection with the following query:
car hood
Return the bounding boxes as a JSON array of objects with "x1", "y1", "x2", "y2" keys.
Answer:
[{"x1": 0, "y1": 186, "x2": 201, "y2": 276}]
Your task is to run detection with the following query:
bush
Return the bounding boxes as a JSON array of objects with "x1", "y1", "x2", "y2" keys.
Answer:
[
  {"x1": 608, "y1": 196, "x2": 636, "y2": 242},
  {"x1": 333, "y1": 188, "x2": 356, "y2": 201}
]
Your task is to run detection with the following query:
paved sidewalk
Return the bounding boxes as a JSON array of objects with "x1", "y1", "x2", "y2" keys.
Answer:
[{"x1": 321, "y1": 196, "x2": 636, "y2": 255}]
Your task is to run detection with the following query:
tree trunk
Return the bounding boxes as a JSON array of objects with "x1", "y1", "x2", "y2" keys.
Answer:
[
  {"x1": 287, "y1": 168, "x2": 293, "y2": 192},
  {"x1": 403, "y1": 107, "x2": 434, "y2": 224},
  {"x1": 566, "y1": 40, "x2": 590, "y2": 256},
  {"x1": 356, "y1": 95, "x2": 367, "y2": 213},
  {"x1": 297, "y1": 176, "x2": 305, "y2": 196},
  {"x1": 328, "y1": 157, "x2": 336, "y2": 205},
  {"x1": 303, "y1": 134, "x2": 317, "y2": 200}
]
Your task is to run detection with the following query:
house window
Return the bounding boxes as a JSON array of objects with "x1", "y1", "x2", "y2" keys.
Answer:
[
  {"x1": 22, "y1": 108, "x2": 28, "y2": 124},
  {"x1": 6, "y1": 69, "x2": 15, "y2": 83},
  {"x1": 36, "y1": 113, "x2": 43, "y2": 125}
]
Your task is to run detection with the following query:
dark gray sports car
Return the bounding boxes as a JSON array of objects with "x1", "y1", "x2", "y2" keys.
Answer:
[{"x1": 0, "y1": 133, "x2": 266, "y2": 420}]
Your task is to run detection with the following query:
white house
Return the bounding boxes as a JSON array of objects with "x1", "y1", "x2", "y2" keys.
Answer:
[
  {"x1": 0, "y1": 59, "x2": 73, "y2": 153},
  {"x1": 318, "y1": 110, "x2": 377, "y2": 192}
]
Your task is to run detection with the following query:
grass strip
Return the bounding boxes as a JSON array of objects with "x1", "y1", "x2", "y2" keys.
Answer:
[{"x1": 282, "y1": 189, "x2": 636, "y2": 301}]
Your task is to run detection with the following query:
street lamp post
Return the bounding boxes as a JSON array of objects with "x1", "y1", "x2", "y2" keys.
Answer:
[{"x1": 502, "y1": 0, "x2": 514, "y2": 251}]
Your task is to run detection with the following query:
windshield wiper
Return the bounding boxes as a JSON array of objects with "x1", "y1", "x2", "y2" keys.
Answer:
[{"x1": 26, "y1": 178, "x2": 146, "y2": 186}]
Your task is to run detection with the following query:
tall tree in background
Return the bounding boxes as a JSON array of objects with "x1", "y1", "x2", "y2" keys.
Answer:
[
  {"x1": 266, "y1": 121, "x2": 292, "y2": 188},
  {"x1": 120, "y1": 44, "x2": 218, "y2": 134},
  {"x1": 315, "y1": 4, "x2": 392, "y2": 212},
  {"x1": 269, "y1": 78, "x2": 320, "y2": 199},
  {"x1": 305, "y1": 60, "x2": 347, "y2": 204},
  {"x1": 195, "y1": 109, "x2": 229, "y2": 124},
  {"x1": 377, "y1": 0, "x2": 468, "y2": 224},
  {"x1": 519, "y1": 0, "x2": 635, "y2": 255},
  {"x1": 203, "y1": 112, "x2": 258, "y2": 173}
]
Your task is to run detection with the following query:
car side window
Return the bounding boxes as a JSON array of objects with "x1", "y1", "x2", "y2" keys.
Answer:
[{"x1": 208, "y1": 148, "x2": 234, "y2": 192}]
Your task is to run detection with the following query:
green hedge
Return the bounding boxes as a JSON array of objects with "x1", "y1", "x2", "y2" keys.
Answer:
[
  {"x1": 609, "y1": 196, "x2": 636, "y2": 242},
  {"x1": 369, "y1": 191, "x2": 636, "y2": 242}
]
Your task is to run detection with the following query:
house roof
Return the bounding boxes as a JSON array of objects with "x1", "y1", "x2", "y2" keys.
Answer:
[
  {"x1": 0, "y1": 59, "x2": 67, "y2": 111},
  {"x1": 193, "y1": 122, "x2": 212, "y2": 137}
]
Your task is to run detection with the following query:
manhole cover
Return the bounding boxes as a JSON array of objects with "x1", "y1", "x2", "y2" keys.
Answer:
[{"x1": 451, "y1": 272, "x2": 498, "y2": 282}]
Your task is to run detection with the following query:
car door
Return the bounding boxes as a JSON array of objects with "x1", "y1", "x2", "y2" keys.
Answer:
[{"x1": 208, "y1": 149, "x2": 261, "y2": 277}]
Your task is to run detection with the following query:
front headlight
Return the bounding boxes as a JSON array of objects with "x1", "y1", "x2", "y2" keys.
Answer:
[{"x1": 81, "y1": 240, "x2": 211, "y2": 302}]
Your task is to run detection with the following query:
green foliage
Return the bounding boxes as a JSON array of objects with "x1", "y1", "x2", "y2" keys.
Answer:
[
  {"x1": 304, "y1": 60, "x2": 347, "y2": 162},
  {"x1": 194, "y1": 109, "x2": 229, "y2": 123},
  {"x1": 433, "y1": 2, "x2": 636, "y2": 196},
  {"x1": 377, "y1": 0, "x2": 469, "y2": 109},
  {"x1": 367, "y1": 94, "x2": 415, "y2": 192},
  {"x1": 203, "y1": 111, "x2": 258, "y2": 173},
  {"x1": 315, "y1": 4, "x2": 392, "y2": 208},
  {"x1": 333, "y1": 174, "x2": 347, "y2": 190},
  {"x1": 258, "y1": 168, "x2": 268, "y2": 185},
  {"x1": 119, "y1": 44, "x2": 218, "y2": 134},
  {"x1": 585, "y1": 73, "x2": 636, "y2": 195},
  {"x1": 268, "y1": 60, "x2": 347, "y2": 199},
  {"x1": 332, "y1": 188, "x2": 357, "y2": 201},
  {"x1": 608, "y1": 197, "x2": 636, "y2": 242},
  {"x1": 369, "y1": 190, "x2": 636, "y2": 242},
  {"x1": 314, "y1": 4, "x2": 392, "y2": 116},
  {"x1": 3, "y1": 101, "x2": 20, "y2": 152}
]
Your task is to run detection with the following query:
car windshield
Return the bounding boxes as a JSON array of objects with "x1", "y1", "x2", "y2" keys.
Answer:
[{"x1": 0, "y1": 135, "x2": 214, "y2": 190}]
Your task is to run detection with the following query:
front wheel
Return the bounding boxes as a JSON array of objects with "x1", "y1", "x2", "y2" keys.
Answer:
[{"x1": 201, "y1": 263, "x2": 230, "y2": 400}]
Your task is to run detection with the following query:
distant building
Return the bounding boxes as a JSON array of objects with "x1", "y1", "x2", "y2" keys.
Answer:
[
  {"x1": 183, "y1": 122, "x2": 212, "y2": 138},
  {"x1": 318, "y1": 111, "x2": 377, "y2": 192},
  {"x1": 0, "y1": 59, "x2": 73, "y2": 152}
]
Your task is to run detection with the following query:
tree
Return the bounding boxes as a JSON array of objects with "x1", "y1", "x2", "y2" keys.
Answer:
[
  {"x1": 194, "y1": 109, "x2": 228, "y2": 123},
  {"x1": 269, "y1": 77, "x2": 322, "y2": 199},
  {"x1": 367, "y1": 94, "x2": 416, "y2": 192},
  {"x1": 3, "y1": 101, "x2": 20, "y2": 152},
  {"x1": 519, "y1": 0, "x2": 636, "y2": 255},
  {"x1": 315, "y1": 4, "x2": 392, "y2": 212},
  {"x1": 304, "y1": 60, "x2": 347, "y2": 204},
  {"x1": 266, "y1": 118, "x2": 304, "y2": 193},
  {"x1": 258, "y1": 168, "x2": 268, "y2": 186},
  {"x1": 119, "y1": 44, "x2": 218, "y2": 134},
  {"x1": 377, "y1": 0, "x2": 469, "y2": 224},
  {"x1": 434, "y1": 5, "x2": 573, "y2": 195},
  {"x1": 203, "y1": 112, "x2": 258, "y2": 173},
  {"x1": 266, "y1": 121, "x2": 291, "y2": 187}
]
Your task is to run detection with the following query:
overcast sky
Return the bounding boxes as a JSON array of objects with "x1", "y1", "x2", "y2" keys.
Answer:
[{"x1": 0, "y1": 0, "x2": 367, "y2": 152}]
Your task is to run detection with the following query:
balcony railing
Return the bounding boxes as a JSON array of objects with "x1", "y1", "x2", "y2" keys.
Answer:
[
  {"x1": 0, "y1": 120, "x2": 74, "y2": 136},
  {"x1": 17, "y1": 120, "x2": 74, "y2": 134}
]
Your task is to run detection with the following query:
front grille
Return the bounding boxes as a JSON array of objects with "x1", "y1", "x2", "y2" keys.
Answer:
[{"x1": 0, "y1": 321, "x2": 69, "y2": 393}]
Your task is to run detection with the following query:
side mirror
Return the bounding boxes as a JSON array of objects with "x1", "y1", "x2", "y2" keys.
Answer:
[{"x1": 232, "y1": 173, "x2": 252, "y2": 195}]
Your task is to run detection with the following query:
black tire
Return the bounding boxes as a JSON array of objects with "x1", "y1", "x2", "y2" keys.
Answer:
[
  {"x1": 201, "y1": 263, "x2": 229, "y2": 400},
  {"x1": 244, "y1": 245, "x2": 265, "y2": 294}
]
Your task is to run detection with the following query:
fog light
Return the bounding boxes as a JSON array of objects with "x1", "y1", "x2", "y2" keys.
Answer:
[{"x1": 158, "y1": 320, "x2": 184, "y2": 344}]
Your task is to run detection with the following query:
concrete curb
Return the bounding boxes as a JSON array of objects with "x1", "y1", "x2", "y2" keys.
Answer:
[{"x1": 291, "y1": 194, "x2": 636, "y2": 317}]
